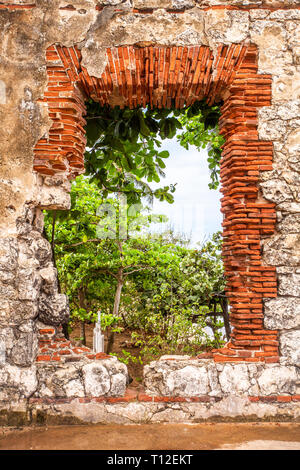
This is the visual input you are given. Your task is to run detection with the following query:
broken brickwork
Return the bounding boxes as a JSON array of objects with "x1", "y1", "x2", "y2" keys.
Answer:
[{"x1": 33, "y1": 41, "x2": 280, "y2": 363}]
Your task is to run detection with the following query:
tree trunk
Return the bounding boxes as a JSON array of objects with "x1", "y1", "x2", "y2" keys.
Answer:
[
  {"x1": 113, "y1": 268, "x2": 124, "y2": 317},
  {"x1": 79, "y1": 286, "x2": 87, "y2": 346},
  {"x1": 221, "y1": 297, "x2": 231, "y2": 342},
  {"x1": 106, "y1": 328, "x2": 115, "y2": 355}
]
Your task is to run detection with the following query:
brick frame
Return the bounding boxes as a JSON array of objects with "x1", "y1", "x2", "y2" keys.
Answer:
[{"x1": 34, "y1": 43, "x2": 278, "y2": 363}]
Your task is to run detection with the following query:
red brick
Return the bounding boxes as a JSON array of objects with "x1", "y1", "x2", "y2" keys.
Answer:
[
  {"x1": 249, "y1": 396, "x2": 259, "y2": 402},
  {"x1": 39, "y1": 328, "x2": 55, "y2": 335},
  {"x1": 277, "y1": 396, "x2": 292, "y2": 403},
  {"x1": 138, "y1": 393, "x2": 153, "y2": 402},
  {"x1": 264, "y1": 356, "x2": 280, "y2": 363},
  {"x1": 36, "y1": 355, "x2": 51, "y2": 362},
  {"x1": 292, "y1": 395, "x2": 300, "y2": 402}
]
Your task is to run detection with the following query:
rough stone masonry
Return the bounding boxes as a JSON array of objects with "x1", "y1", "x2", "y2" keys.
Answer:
[{"x1": 0, "y1": 0, "x2": 299, "y2": 423}]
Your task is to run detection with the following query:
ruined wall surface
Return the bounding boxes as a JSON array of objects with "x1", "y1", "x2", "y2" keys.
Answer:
[
  {"x1": 0, "y1": 0, "x2": 299, "y2": 409},
  {"x1": 144, "y1": 356, "x2": 298, "y2": 397}
]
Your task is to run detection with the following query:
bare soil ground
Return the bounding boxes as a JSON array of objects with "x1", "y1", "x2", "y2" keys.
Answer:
[
  {"x1": 70, "y1": 323, "x2": 208, "y2": 388},
  {"x1": 0, "y1": 423, "x2": 299, "y2": 450}
]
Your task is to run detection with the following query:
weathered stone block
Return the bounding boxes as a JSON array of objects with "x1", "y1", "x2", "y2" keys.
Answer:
[
  {"x1": 204, "y1": 9, "x2": 249, "y2": 45},
  {"x1": 133, "y1": 0, "x2": 172, "y2": 7},
  {"x1": 0, "y1": 364, "x2": 37, "y2": 400},
  {"x1": 0, "y1": 0, "x2": 299, "y2": 412},
  {"x1": 38, "y1": 293, "x2": 69, "y2": 326},
  {"x1": 39, "y1": 266, "x2": 58, "y2": 295},
  {"x1": 218, "y1": 364, "x2": 251, "y2": 395},
  {"x1": 257, "y1": 365, "x2": 298, "y2": 395},
  {"x1": 167, "y1": 365, "x2": 209, "y2": 396},
  {"x1": 9, "y1": 327, "x2": 38, "y2": 367},
  {"x1": 0, "y1": 239, "x2": 18, "y2": 271},
  {"x1": 279, "y1": 330, "x2": 300, "y2": 366},
  {"x1": 144, "y1": 358, "x2": 300, "y2": 399},
  {"x1": 144, "y1": 358, "x2": 213, "y2": 396},
  {"x1": 278, "y1": 274, "x2": 300, "y2": 297},
  {"x1": 264, "y1": 297, "x2": 300, "y2": 330},
  {"x1": 4, "y1": 300, "x2": 38, "y2": 325},
  {"x1": 17, "y1": 268, "x2": 41, "y2": 301},
  {"x1": 83, "y1": 362, "x2": 111, "y2": 396},
  {"x1": 83, "y1": 358, "x2": 128, "y2": 397}
]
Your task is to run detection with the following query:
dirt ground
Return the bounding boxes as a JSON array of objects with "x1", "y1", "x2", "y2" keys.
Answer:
[
  {"x1": 0, "y1": 423, "x2": 299, "y2": 450},
  {"x1": 70, "y1": 323, "x2": 208, "y2": 387}
]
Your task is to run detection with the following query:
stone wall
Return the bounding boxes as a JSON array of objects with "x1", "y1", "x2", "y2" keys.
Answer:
[
  {"x1": 0, "y1": 174, "x2": 71, "y2": 399},
  {"x1": 0, "y1": 0, "x2": 299, "y2": 418},
  {"x1": 144, "y1": 356, "x2": 299, "y2": 398}
]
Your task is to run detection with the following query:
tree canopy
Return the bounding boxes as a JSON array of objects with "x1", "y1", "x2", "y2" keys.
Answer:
[{"x1": 84, "y1": 99, "x2": 224, "y2": 205}]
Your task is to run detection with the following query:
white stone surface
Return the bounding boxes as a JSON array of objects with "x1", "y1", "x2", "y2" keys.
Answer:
[
  {"x1": 144, "y1": 358, "x2": 299, "y2": 397},
  {"x1": 0, "y1": 364, "x2": 37, "y2": 400},
  {"x1": 0, "y1": 0, "x2": 300, "y2": 405},
  {"x1": 83, "y1": 358, "x2": 128, "y2": 397},
  {"x1": 264, "y1": 298, "x2": 300, "y2": 330},
  {"x1": 280, "y1": 330, "x2": 300, "y2": 366},
  {"x1": 257, "y1": 365, "x2": 298, "y2": 396},
  {"x1": 219, "y1": 364, "x2": 251, "y2": 395}
]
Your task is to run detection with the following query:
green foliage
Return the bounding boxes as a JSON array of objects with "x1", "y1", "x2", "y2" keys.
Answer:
[
  {"x1": 111, "y1": 349, "x2": 143, "y2": 366},
  {"x1": 45, "y1": 98, "x2": 227, "y2": 361},
  {"x1": 44, "y1": 177, "x2": 226, "y2": 359},
  {"x1": 85, "y1": 102, "x2": 177, "y2": 205},
  {"x1": 84, "y1": 100, "x2": 224, "y2": 205},
  {"x1": 44, "y1": 176, "x2": 177, "y2": 326},
  {"x1": 123, "y1": 232, "x2": 226, "y2": 359}
]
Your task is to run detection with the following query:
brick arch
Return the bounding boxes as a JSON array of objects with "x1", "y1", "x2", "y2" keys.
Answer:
[{"x1": 34, "y1": 43, "x2": 278, "y2": 363}]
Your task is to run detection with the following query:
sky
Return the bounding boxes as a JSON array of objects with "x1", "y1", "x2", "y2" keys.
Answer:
[{"x1": 148, "y1": 138, "x2": 223, "y2": 247}]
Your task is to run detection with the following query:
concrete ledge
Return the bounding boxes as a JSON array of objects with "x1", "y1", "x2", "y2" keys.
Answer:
[{"x1": 0, "y1": 395, "x2": 299, "y2": 425}]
